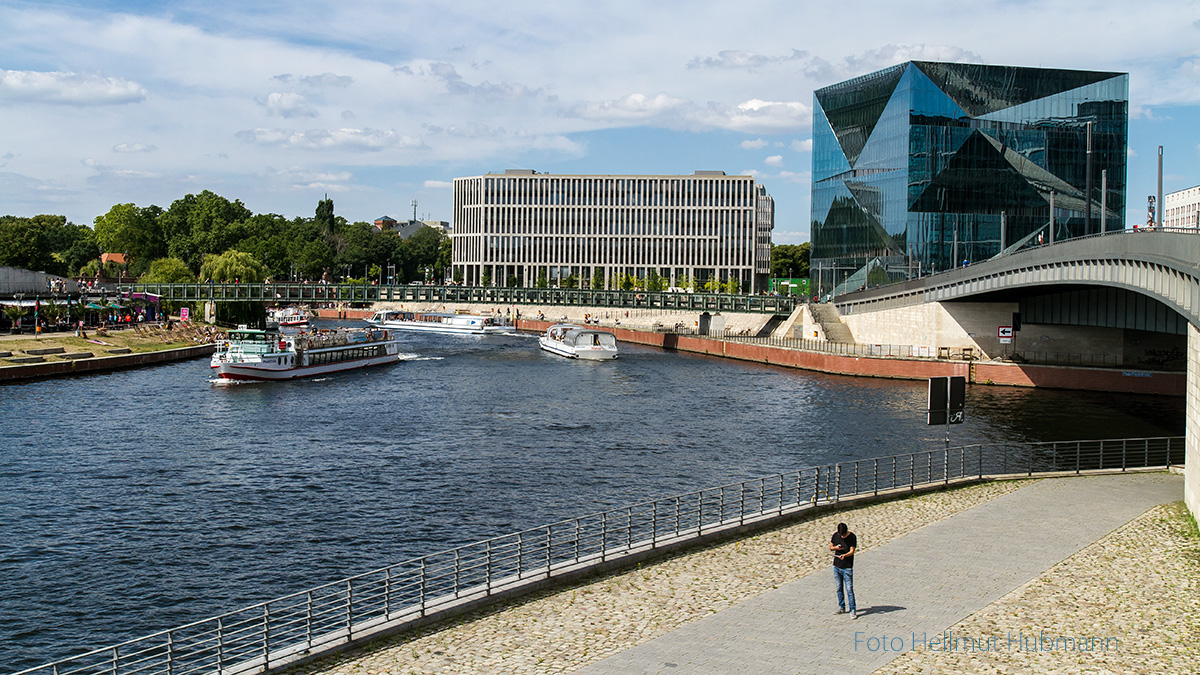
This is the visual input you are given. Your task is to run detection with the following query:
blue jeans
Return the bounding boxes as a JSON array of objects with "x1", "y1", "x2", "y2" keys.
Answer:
[{"x1": 834, "y1": 566, "x2": 855, "y2": 612}]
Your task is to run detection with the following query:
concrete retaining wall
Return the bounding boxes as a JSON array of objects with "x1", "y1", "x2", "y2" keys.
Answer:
[
  {"x1": 0, "y1": 344, "x2": 214, "y2": 382},
  {"x1": 1188, "y1": 324, "x2": 1199, "y2": 526}
]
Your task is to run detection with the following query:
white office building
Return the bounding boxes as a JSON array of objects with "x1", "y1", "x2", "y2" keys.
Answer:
[
  {"x1": 451, "y1": 170, "x2": 774, "y2": 292},
  {"x1": 1163, "y1": 185, "x2": 1200, "y2": 229}
]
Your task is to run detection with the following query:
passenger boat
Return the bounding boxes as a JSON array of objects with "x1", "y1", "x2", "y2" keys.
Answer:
[
  {"x1": 538, "y1": 323, "x2": 619, "y2": 360},
  {"x1": 211, "y1": 325, "x2": 403, "y2": 381},
  {"x1": 365, "y1": 309, "x2": 509, "y2": 335},
  {"x1": 269, "y1": 307, "x2": 310, "y2": 327}
]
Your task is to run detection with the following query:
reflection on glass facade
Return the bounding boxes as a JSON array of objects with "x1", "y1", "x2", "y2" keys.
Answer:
[{"x1": 811, "y1": 61, "x2": 1128, "y2": 289}]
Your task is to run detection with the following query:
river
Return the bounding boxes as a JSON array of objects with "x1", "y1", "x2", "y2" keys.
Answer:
[{"x1": 0, "y1": 323, "x2": 1184, "y2": 672}]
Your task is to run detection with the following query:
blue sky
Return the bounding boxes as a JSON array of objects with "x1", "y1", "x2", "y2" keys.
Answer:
[{"x1": 2, "y1": 0, "x2": 1199, "y2": 244}]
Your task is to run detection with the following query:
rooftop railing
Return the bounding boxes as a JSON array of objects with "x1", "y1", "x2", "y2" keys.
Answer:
[{"x1": 13, "y1": 436, "x2": 1183, "y2": 675}]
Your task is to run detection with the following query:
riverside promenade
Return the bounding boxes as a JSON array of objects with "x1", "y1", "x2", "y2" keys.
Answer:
[{"x1": 296, "y1": 472, "x2": 1192, "y2": 674}]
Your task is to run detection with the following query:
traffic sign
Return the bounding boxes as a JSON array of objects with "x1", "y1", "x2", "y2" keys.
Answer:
[{"x1": 997, "y1": 325, "x2": 1013, "y2": 338}]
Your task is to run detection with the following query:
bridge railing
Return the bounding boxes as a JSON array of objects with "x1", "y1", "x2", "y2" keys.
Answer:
[
  {"x1": 14, "y1": 436, "x2": 1183, "y2": 675},
  {"x1": 120, "y1": 283, "x2": 797, "y2": 314}
]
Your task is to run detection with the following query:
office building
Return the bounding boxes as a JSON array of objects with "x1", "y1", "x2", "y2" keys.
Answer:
[
  {"x1": 452, "y1": 170, "x2": 774, "y2": 292},
  {"x1": 811, "y1": 61, "x2": 1128, "y2": 291},
  {"x1": 1163, "y1": 185, "x2": 1200, "y2": 229}
]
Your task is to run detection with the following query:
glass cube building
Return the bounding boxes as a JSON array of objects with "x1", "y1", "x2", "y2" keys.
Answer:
[{"x1": 810, "y1": 61, "x2": 1128, "y2": 291}]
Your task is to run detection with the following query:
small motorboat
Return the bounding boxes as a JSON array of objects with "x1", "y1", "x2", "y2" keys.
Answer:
[{"x1": 538, "y1": 323, "x2": 618, "y2": 360}]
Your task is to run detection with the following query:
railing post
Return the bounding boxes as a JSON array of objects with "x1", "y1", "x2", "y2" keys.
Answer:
[
  {"x1": 305, "y1": 591, "x2": 313, "y2": 647},
  {"x1": 1144, "y1": 439, "x2": 1149, "y2": 468},
  {"x1": 345, "y1": 580, "x2": 352, "y2": 637},
  {"x1": 217, "y1": 616, "x2": 225, "y2": 672},
  {"x1": 813, "y1": 467, "x2": 820, "y2": 504},
  {"x1": 384, "y1": 567, "x2": 392, "y2": 618},
  {"x1": 652, "y1": 501, "x2": 658, "y2": 544},
  {"x1": 834, "y1": 465, "x2": 841, "y2": 502},
  {"x1": 487, "y1": 539, "x2": 494, "y2": 590},
  {"x1": 111, "y1": 646, "x2": 118, "y2": 675},
  {"x1": 419, "y1": 558, "x2": 427, "y2": 617},
  {"x1": 1122, "y1": 439, "x2": 1127, "y2": 471},
  {"x1": 574, "y1": 518, "x2": 581, "y2": 560},
  {"x1": 601, "y1": 511, "x2": 608, "y2": 562},
  {"x1": 740, "y1": 483, "x2": 746, "y2": 526},
  {"x1": 944, "y1": 451, "x2": 949, "y2": 484},
  {"x1": 874, "y1": 458, "x2": 879, "y2": 496},
  {"x1": 627, "y1": 506, "x2": 633, "y2": 550},
  {"x1": 545, "y1": 526, "x2": 551, "y2": 579},
  {"x1": 454, "y1": 548, "x2": 461, "y2": 596},
  {"x1": 978, "y1": 448, "x2": 983, "y2": 480},
  {"x1": 1076, "y1": 441, "x2": 1081, "y2": 474},
  {"x1": 263, "y1": 604, "x2": 271, "y2": 669},
  {"x1": 1099, "y1": 440, "x2": 1105, "y2": 471}
]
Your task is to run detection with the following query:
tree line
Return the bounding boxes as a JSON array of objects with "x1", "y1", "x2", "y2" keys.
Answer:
[
  {"x1": 2, "y1": 191, "x2": 808, "y2": 288},
  {"x1": 0, "y1": 191, "x2": 449, "y2": 285}
]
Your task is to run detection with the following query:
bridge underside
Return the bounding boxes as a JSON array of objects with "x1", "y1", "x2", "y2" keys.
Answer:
[{"x1": 831, "y1": 231, "x2": 1200, "y2": 525}]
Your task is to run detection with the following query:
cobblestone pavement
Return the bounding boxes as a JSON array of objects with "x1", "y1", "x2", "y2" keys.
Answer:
[
  {"x1": 292, "y1": 480, "x2": 1028, "y2": 675},
  {"x1": 573, "y1": 472, "x2": 1181, "y2": 675},
  {"x1": 875, "y1": 499, "x2": 1200, "y2": 675}
]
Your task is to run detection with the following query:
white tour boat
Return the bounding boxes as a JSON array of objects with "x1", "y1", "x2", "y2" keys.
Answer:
[
  {"x1": 365, "y1": 309, "x2": 509, "y2": 335},
  {"x1": 211, "y1": 325, "x2": 403, "y2": 381},
  {"x1": 538, "y1": 323, "x2": 619, "y2": 360},
  {"x1": 268, "y1": 307, "x2": 310, "y2": 327}
]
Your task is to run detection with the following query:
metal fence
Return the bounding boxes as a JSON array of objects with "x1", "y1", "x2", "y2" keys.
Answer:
[{"x1": 14, "y1": 436, "x2": 1183, "y2": 675}]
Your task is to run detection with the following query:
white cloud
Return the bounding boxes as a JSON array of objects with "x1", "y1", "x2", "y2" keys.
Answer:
[
  {"x1": 720, "y1": 100, "x2": 812, "y2": 133},
  {"x1": 740, "y1": 138, "x2": 768, "y2": 150},
  {"x1": 764, "y1": 155, "x2": 783, "y2": 167},
  {"x1": 569, "y1": 93, "x2": 689, "y2": 122},
  {"x1": 265, "y1": 92, "x2": 318, "y2": 118},
  {"x1": 113, "y1": 143, "x2": 157, "y2": 153},
  {"x1": 0, "y1": 69, "x2": 145, "y2": 105},
  {"x1": 237, "y1": 128, "x2": 421, "y2": 152},
  {"x1": 300, "y1": 72, "x2": 354, "y2": 88},
  {"x1": 424, "y1": 180, "x2": 452, "y2": 189},
  {"x1": 791, "y1": 139, "x2": 813, "y2": 152}
]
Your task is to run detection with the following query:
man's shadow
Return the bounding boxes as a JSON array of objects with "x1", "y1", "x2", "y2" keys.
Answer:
[{"x1": 855, "y1": 605, "x2": 906, "y2": 617}]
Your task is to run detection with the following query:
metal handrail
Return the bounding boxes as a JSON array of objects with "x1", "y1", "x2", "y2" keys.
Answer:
[{"x1": 12, "y1": 436, "x2": 1183, "y2": 675}]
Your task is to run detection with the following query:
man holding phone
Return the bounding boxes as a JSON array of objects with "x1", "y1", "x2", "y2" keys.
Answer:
[{"x1": 830, "y1": 522, "x2": 857, "y2": 618}]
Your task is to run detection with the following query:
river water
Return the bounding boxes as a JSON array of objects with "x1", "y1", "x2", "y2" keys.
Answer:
[{"x1": 0, "y1": 323, "x2": 1184, "y2": 672}]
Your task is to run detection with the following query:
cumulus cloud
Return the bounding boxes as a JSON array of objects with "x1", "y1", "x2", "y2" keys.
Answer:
[
  {"x1": 237, "y1": 128, "x2": 422, "y2": 152},
  {"x1": 113, "y1": 143, "x2": 156, "y2": 153},
  {"x1": 0, "y1": 69, "x2": 145, "y2": 105},
  {"x1": 265, "y1": 92, "x2": 318, "y2": 118},
  {"x1": 740, "y1": 138, "x2": 769, "y2": 150},
  {"x1": 842, "y1": 44, "x2": 983, "y2": 74},
  {"x1": 424, "y1": 180, "x2": 452, "y2": 189},
  {"x1": 764, "y1": 155, "x2": 784, "y2": 167},
  {"x1": 569, "y1": 93, "x2": 689, "y2": 122},
  {"x1": 792, "y1": 139, "x2": 813, "y2": 152},
  {"x1": 720, "y1": 99, "x2": 812, "y2": 133}
]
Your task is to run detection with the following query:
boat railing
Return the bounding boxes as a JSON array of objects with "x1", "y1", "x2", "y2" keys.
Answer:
[{"x1": 14, "y1": 436, "x2": 1184, "y2": 675}]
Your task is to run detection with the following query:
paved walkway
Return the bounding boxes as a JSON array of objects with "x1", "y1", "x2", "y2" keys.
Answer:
[{"x1": 572, "y1": 472, "x2": 1182, "y2": 674}]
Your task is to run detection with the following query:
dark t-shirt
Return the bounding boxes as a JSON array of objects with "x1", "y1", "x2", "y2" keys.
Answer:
[{"x1": 832, "y1": 532, "x2": 856, "y2": 569}]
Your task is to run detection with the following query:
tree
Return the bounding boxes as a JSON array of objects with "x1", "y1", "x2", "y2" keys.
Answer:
[
  {"x1": 94, "y1": 203, "x2": 165, "y2": 275},
  {"x1": 536, "y1": 270, "x2": 549, "y2": 288},
  {"x1": 160, "y1": 191, "x2": 252, "y2": 271},
  {"x1": 507, "y1": 274, "x2": 518, "y2": 287},
  {"x1": 620, "y1": 274, "x2": 634, "y2": 291},
  {"x1": 562, "y1": 274, "x2": 578, "y2": 289},
  {"x1": 0, "y1": 216, "x2": 55, "y2": 272},
  {"x1": 315, "y1": 197, "x2": 335, "y2": 234},
  {"x1": 3, "y1": 304, "x2": 26, "y2": 333},
  {"x1": 646, "y1": 269, "x2": 664, "y2": 292},
  {"x1": 592, "y1": 267, "x2": 605, "y2": 290},
  {"x1": 770, "y1": 242, "x2": 810, "y2": 279},
  {"x1": 200, "y1": 249, "x2": 266, "y2": 283},
  {"x1": 481, "y1": 266, "x2": 492, "y2": 286},
  {"x1": 142, "y1": 258, "x2": 196, "y2": 284},
  {"x1": 723, "y1": 277, "x2": 741, "y2": 294}
]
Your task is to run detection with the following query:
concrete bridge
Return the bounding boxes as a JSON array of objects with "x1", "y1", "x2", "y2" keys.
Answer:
[{"x1": 826, "y1": 228, "x2": 1200, "y2": 524}]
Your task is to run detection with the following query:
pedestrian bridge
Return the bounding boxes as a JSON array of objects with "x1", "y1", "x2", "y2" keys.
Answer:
[{"x1": 830, "y1": 228, "x2": 1200, "y2": 526}]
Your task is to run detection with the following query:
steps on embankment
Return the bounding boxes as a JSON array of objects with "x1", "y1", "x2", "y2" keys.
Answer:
[{"x1": 808, "y1": 304, "x2": 855, "y2": 343}]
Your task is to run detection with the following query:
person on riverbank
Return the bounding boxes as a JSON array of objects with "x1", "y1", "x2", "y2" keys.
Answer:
[{"x1": 830, "y1": 522, "x2": 857, "y2": 618}]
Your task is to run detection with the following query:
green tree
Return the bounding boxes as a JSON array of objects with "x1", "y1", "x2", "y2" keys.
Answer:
[
  {"x1": 315, "y1": 197, "x2": 335, "y2": 234},
  {"x1": 94, "y1": 203, "x2": 165, "y2": 275},
  {"x1": 200, "y1": 249, "x2": 266, "y2": 283},
  {"x1": 0, "y1": 216, "x2": 55, "y2": 272},
  {"x1": 536, "y1": 270, "x2": 549, "y2": 288},
  {"x1": 435, "y1": 237, "x2": 453, "y2": 278},
  {"x1": 141, "y1": 258, "x2": 196, "y2": 284},
  {"x1": 481, "y1": 266, "x2": 492, "y2": 286},
  {"x1": 369, "y1": 263, "x2": 382, "y2": 283},
  {"x1": 562, "y1": 274, "x2": 578, "y2": 289},
  {"x1": 3, "y1": 304, "x2": 25, "y2": 333},
  {"x1": 507, "y1": 274, "x2": 518, "y2": 287},
  {"x1": 723, "y1": 277, "x2": 741, "y2": 294},
  {"x1": 160, "y1": 191, "x2": 252, "y2": 271},
  {"x1": 620, "y1": 274, "x2": 634, "y2": 291},
  {"x1": 770, "y1": 242, "x2": 810, "y2": 279},
  {"x1": 592, "y1": 267, "x2": 605, "y2": 290},
  {"x1": 646, "y1": 269, "x2": 663, "y2": 292}
]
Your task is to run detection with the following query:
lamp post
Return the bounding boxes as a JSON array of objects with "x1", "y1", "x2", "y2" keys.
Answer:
[{"x1": 14, "y1": 292, "x2": 24, "y2": 334}]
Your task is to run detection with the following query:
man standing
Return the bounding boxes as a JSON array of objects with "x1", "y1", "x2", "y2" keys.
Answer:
[{"x1": 830, "y1": 522, "x2": 857, "y2": 618}]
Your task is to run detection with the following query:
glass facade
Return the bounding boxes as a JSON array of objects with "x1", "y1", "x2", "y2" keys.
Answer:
[{"x1": 811, "y1": 61, "x2": 1128, "y2": 290}]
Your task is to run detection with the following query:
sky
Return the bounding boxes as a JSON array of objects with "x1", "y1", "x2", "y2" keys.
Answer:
[{"x1": 1, "y1": 0, "x2": 1199, "y2": 244}]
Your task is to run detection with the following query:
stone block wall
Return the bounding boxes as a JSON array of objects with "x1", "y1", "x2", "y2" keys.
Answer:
[{"x1": 839, "y1": 301, "x2": 1017, "y2": 356}]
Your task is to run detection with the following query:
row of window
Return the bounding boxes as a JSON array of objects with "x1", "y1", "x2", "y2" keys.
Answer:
[
  {"x1": 306, "y1": 345, "x2": 385, "y2": 366},
  {"x1": 457, "y1": 176, "x2": 758, "y2": 208}
]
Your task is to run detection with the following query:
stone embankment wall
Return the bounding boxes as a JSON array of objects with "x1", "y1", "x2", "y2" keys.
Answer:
[
  {"x1": 1187, "y1": 324, "x2": 1199, "y2": 525},
  {"x1": 0, "y1": 344, "x2": 214, "y2": 382}
]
